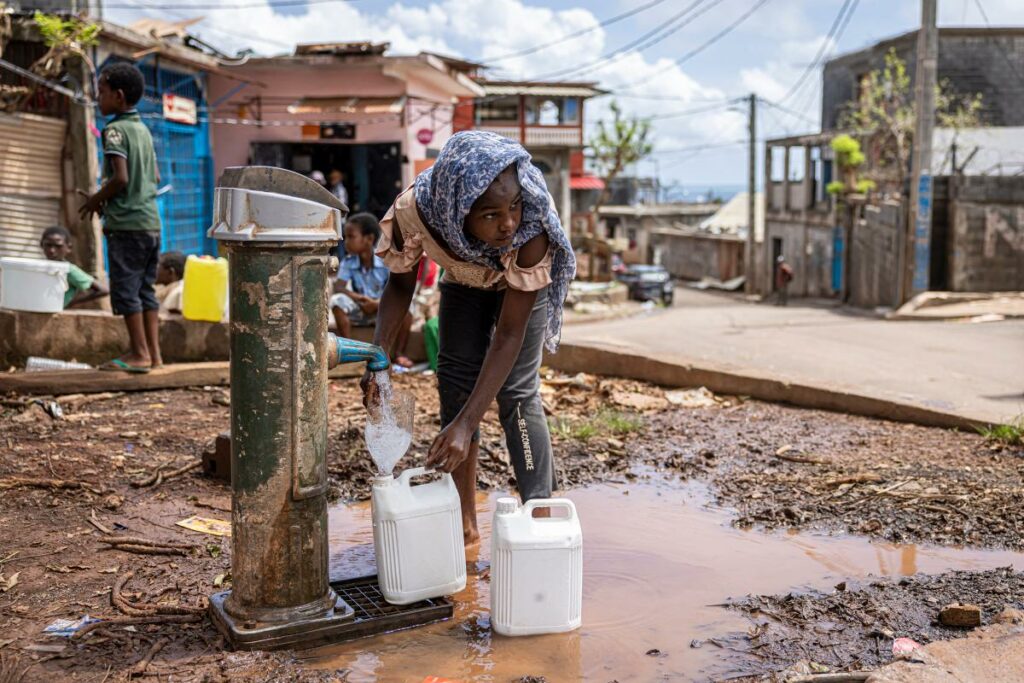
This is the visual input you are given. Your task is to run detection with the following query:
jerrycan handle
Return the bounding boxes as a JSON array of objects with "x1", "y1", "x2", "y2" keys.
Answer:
[
  {"x1": 523, "y1": 498, "x2": 577, "y2": 522},
  {"x1": 397, "y1": 466, "x2": 435, "y2": 487}
]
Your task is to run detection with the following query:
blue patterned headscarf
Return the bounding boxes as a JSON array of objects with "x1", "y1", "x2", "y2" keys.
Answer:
[{"x1": 414, "y1": 131, "x2": 576, "y2": 352}]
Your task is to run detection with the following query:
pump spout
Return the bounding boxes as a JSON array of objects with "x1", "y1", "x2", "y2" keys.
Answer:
[{"x1": 327, "y1": 333, "x2": 391, "y2": 372}]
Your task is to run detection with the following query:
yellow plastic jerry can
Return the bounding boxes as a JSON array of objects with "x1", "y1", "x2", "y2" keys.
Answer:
[{"x1": 182, "y1": 255, "x2": 228, "y2": 322}]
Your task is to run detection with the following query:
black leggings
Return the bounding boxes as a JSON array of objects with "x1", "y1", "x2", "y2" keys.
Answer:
[{"x1": 436, "y1": 280, "x2": 556, "y2": 502}]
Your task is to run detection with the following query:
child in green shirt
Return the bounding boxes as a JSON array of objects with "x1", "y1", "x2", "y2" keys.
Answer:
[
  {"x1": 40, "y1": 226, "x2": 108, "y2": 309},
  {"x1": 79, "y1": 62, "x2": 163, "y2": 373}
]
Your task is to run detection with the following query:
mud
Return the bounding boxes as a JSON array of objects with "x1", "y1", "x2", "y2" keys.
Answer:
[
  {"x1": 0, "y1": 372, "x2": 1022, "y2": 681},
  {"x1": 720, "y1": 567, "x2": 1024, "y2": 681}
]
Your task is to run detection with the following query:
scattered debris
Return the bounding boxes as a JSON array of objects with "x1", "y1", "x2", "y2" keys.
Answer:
[
  {"x1": 721, "y1": 567, "x2": 1024, "y2": 676},
  {"x1": 98, "y1": 536, "x2": 197, "y2": 556},
  {"x1": 176, "y1": 516, "x2": 231, "y2": 537},
  {"x1": 939, "y1": 603, "x2": 983, "y2": 628},
  {"x1": 892, "y1": 637, "x2": 922, "y2": 657},
  {"x1": 131, "y1": 460, "x2": 200, "y2": 488},
  {"x1": 130, "y1": 637, "x2": 169, "y2": 677},
  {"x1": 43, "y1": 616, "x2": 103, "y2": 638},
  {"x1": 664, "y1": 386, "x2": 718, "y2": 408}
]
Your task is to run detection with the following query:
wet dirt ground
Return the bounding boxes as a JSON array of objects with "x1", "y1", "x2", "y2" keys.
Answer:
[{"x1": 0, "y1": 372, "x2": 1022, "y2": 681}]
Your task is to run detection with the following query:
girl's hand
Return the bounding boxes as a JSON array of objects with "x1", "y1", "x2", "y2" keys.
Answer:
[{"x1": 427, "y1": 417, "x2": 475, "y2": 472}]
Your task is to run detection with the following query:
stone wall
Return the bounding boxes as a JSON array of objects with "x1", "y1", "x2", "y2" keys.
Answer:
[
  {"x1": 0, "y1": 310, "x2": 424, "y2": 368},
  {"x1": 949, "y1": 177, "x2": 1024, "y2": 292}
]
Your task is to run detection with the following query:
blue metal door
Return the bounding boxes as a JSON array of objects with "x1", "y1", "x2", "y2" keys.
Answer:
[{"x1": 98, "y1": 58, "x2": 215, "y2": 256}]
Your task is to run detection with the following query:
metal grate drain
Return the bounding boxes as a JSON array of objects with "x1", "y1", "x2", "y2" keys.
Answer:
[{"x1": 209, "y1": 575, "x2": 454, "y2": 651}]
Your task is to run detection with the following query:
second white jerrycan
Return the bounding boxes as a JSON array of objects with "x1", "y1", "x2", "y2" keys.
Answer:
[
  {"x1": 491, "y1": 497, "x2": 583, "y2": 636},
  {"x1": 371, "y1": 466, "x2": 466, "y2": 605}
]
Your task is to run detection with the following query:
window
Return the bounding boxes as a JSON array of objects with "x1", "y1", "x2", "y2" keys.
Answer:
[
  {"x1": 770, "y1": 146, "x2": 786, "y2": 182},
  {"x1": 476, "y1": 96, "x2": 519, "y2": 123},
  {"x1": 524, "y1": 96, "x2": 580, "y2": 126},
  {"x1": 788, "y1": 146, "x2": 806, "y2": 182}
]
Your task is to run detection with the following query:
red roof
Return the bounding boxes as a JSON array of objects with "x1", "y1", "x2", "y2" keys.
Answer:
[{"x1": 570, "y1": 175, "x2": 605, "y2": 191}]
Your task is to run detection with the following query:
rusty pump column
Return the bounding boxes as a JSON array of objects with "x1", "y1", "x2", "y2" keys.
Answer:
[{"x1": 207, "y1": 166, "x2": 366, "y2": 649}]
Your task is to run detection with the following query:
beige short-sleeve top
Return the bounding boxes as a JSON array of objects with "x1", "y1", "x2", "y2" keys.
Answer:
[{"x1": 377, "y1": 187, "x2": 552, "y2": 292}]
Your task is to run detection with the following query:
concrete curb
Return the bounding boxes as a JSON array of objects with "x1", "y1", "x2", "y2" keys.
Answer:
[{"x1": 545, "y1": 342, "x2": 991, "y2": 431}]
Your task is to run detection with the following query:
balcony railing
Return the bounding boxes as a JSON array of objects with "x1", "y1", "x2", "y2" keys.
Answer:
[{"x1": 476, "y1": 125, "x2": 582, "y2": 147}]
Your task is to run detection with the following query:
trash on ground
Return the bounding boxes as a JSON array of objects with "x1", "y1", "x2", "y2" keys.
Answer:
[
  {"x1": 665, "y1": 386, "x2": 718, "y2": 408},
  {"x1": 43, "y1": 615, "x2": 102, "y2": 638},
  {"x1": 892, "y1": 637, "x2": 923, "y2": 657},
  {"x1": 175, "y1": 515, "x2": 231, "y2": 536}
]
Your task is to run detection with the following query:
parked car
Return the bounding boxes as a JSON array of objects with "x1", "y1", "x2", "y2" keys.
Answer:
[{"x1": 616, "y1": 264, "x2": 674, "y2": 305}]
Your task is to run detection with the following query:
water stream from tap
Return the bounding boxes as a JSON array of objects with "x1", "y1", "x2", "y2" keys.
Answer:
[{"x1": 364, "y1": 370, "x2": 412, "y2": 476}]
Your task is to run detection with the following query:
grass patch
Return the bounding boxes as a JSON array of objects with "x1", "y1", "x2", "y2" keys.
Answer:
[
  {"x1": 977, "y1": 416, "x2": 1024, "y2": 447},
  {"x1": 549, "y1": 408, "x2": 643, "y2": 442}
]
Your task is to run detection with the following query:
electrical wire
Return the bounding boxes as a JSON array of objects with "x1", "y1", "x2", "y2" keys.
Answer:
[
  {"x1": 778, "y1": 0, "x2": 858, "y2": 104},
  {"x1": 618, "y1": 0, "x2": 775, "y2": 93},
  {"x1": 529, "y1": 0, "x2": 722, "y2": 82},
  {"x1": 485, "y1": 0, "x2": 672, "y2": 62},
  {"x1": 971, "y1": 0, "x2": 1024, "y2": 87}
]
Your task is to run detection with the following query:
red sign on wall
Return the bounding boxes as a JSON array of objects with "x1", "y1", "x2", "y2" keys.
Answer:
[
  {"x1": 416, "y1": 128, "x2": 434, "y2": 145},
  {"x1": 162, "y1": 93, "x2": 197, "y2": 125}
]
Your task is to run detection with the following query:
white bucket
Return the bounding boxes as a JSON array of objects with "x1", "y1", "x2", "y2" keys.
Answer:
[
  {"x1": 491, "y1": 497, "x2": 583, "y2": 636},
  {"x1": 371, "y1": 466, "x2": 466, "y2": 605},
  {"x1": 0, "y1": 257, "x2": 70, "y2": 313}
]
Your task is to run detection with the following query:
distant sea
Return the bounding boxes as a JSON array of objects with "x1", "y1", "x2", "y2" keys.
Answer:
[{"x1": 661, "y1": 183, "x2": 748, "y2": 203}]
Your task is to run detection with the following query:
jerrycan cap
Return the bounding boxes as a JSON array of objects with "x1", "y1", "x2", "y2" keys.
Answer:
[
  {"x1": 372, "y1": 473, "x2": 395, "y2": 485},
  {"x1": 495, "y1": 497, "x2": 519, "y2": 515}
]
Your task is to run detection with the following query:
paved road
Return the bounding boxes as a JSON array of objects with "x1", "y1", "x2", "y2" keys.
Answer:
[{"x1": 562, "y1": 289, "x2": 1024, "y2": 425}]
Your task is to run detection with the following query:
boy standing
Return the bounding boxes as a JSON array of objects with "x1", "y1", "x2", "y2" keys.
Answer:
[
  {"x1": 79, "y1": 62, "x2": 162, "y2": 373},
  {"x1": 331, "y1": 213, "x2": 412, "y2": 367},
  {"x1": 39, "y1": 226, "x2": 108, "y2": 309}
]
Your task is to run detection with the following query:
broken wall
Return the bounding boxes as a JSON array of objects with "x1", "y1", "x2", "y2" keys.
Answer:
[{"x1": 950, "y1": 176, "x2": 1024, "y2": 291}]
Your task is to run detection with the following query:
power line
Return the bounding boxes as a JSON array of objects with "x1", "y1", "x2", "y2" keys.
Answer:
[
  {"x1": 485, "y1": 0, "x2": 672, "y2": 62},
  {"x1": 528, "y1": 0, "x2": 719, "y2": 81},
  {"x1": 779, "y1": 0, "x2": 858, "y2": 104},
  {"x1": 758, "y1": 97, "x2": 817, "y2": 126},
  {"x1": 617, "y1": 0, "x2": 774, "y2": 93},
  {"x1": 971, "y1": 0, "x2": 1024, "y2": 87}
]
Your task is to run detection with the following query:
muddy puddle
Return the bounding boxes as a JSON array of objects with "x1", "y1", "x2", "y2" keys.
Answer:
[{"x1": 311, "y1": 470, "x2": 1024, "y2": 682}]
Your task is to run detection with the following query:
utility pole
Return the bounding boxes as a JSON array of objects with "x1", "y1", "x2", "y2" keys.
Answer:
[
  {"x1": 905, "y1": 0, "x2": 938, "y2": 300},
  {"x1": 745, "y1": 93, "x2": 756, "y2": 293}
]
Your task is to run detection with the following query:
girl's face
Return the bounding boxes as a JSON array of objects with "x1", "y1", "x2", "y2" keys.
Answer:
[{"x1": 464, "y1": 165, "x2": 522, "y2": 249}]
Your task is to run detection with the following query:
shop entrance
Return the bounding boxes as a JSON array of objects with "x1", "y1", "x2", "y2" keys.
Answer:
[{"x1": 251, "y1": 142, "x2": 403, "y2": 218}]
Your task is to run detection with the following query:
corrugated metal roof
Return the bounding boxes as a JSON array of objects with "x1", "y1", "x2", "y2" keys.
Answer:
[
  {"x1": 0, "y1": 112, "x2": 66, "y2": 260},
  {"x1": 570, "y1": 175, "x2": 605, "y2": 190},
  {"x1": 286, "y1": 96, "x2": 406, "y2": 115},
  {"x1": 482, "y1": 84, "x2": 605, "y2": 98}
]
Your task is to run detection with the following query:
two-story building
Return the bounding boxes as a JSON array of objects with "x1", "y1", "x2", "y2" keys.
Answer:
[
  {"x1": 453, "y1": 80, "x2": 606, "y2": 229},
  {"x1": 208, "y1": 42, "x2": 483, "y2": 217},
  {"x1": 758, "y1": 27, "x2": 1024, "y2": 305}
]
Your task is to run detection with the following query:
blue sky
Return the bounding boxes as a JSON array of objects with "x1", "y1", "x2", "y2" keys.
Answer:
[{"x1": 108, "y1": 0, "x2": 1024, "y2": 188}]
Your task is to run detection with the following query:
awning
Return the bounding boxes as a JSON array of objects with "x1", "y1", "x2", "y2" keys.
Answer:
[
  {"x1": 570, "y1": 175, "x2": 605, "y2": 191},
  {"x1": 286, "y1": 96, "x2": 406, "y2": 115}
]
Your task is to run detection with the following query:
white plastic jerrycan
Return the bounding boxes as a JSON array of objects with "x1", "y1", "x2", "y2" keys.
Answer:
[
  {"x1": 371, "y1": 466, "x2": 466, "y2": 605},
  {"x1": 491, "y1": 497, "x2": 583, "y2": 636}
]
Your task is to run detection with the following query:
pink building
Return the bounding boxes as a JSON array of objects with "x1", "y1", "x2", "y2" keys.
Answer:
[{"x1": 208, "y1": 42, "x2": 483, "y2": 215}]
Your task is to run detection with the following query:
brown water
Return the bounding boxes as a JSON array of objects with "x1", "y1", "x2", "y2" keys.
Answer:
[{"x1": 311, "y1": 471, "x2": 1024, "y2": 682}]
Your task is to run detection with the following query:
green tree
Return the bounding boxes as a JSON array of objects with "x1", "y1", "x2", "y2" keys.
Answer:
[
  {"x1": 839, "y1": 48, "x2": 983, "y2": 196},
  {"x1": 9, "y1": 12, "x2": 99, "y2": 111},
  {"x1": 589, "y1": 100, "x2": 653, "y2": 215}
]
